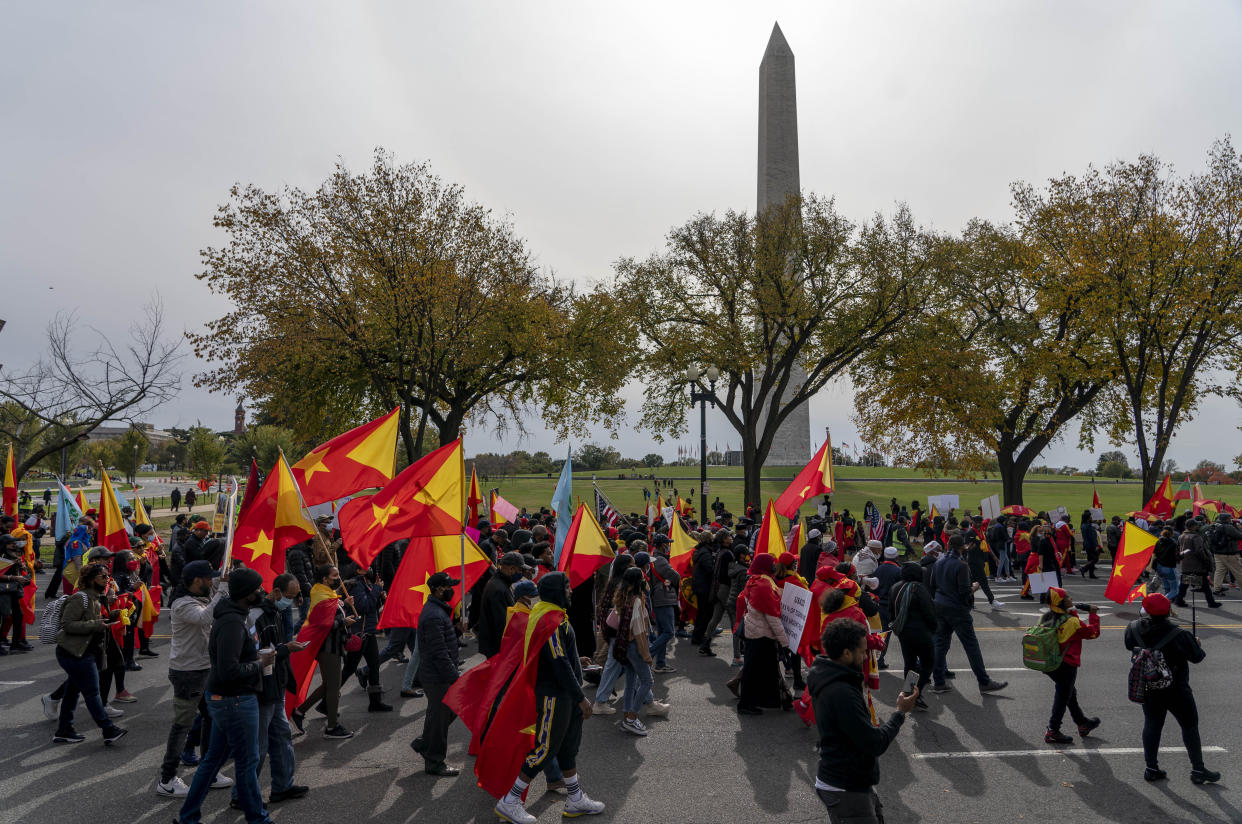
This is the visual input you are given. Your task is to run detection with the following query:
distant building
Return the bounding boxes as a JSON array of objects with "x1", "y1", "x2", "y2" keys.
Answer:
[
  {"x1": 87, "y1": 422, "x2": 175, "y2": 447},
  {"x1": 724, "y1": 450, "x2": 744, "y2": 467},
  {"x1": 234, "y1": 400, "x2": 245, "y2": 434}
]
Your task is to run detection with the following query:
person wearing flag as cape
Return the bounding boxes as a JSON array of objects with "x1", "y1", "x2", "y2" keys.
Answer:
[{"x1": 449, "y1": 572, "x2": 605, "y2": 823}]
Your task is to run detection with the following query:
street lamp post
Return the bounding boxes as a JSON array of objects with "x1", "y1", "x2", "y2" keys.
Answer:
[{"x1": 687, "y1": 364, "x2": 720, "y2": 524}]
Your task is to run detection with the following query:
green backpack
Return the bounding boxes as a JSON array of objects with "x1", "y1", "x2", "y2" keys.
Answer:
[{"x1": 1022, "y1": 619, "x2": 1064, "y2": 672}]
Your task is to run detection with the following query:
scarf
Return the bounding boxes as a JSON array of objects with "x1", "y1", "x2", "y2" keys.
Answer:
[{"x1": 309, "y1": 582, "x2": 340, "y2": 613}]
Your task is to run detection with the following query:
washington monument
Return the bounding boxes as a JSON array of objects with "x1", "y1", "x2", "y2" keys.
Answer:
[{"x1": 757, "y1": 22, "x2": 811, "y2": 467}]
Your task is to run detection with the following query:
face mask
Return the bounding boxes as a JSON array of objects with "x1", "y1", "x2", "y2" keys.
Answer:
[
  {"x1": 275, "y1": 596, "x2": 294, "y2": 610},
  {"x1": 126, "y1": 560, "x2": 140, "y2": 571}
]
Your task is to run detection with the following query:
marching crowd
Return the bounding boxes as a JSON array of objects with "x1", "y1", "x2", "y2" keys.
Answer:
[{"x1": 1, "y1": 492, "x2": 1234, "y2": 824}]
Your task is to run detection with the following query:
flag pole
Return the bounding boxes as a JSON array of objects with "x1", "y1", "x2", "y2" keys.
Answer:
[
  {"x1": 219, "y1": 476, "x2": 239, "y2": 572},
  {"x1": 459, "y1": 433, "x2": 466, "y2": 621}
]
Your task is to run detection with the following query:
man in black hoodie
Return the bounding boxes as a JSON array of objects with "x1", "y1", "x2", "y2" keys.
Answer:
[
  {"x1": 808, "y1": 618, "x2": 916, "y2": 824},
  {"x1": 176, "y1": 568, "x2": 276, "y2": 824}
]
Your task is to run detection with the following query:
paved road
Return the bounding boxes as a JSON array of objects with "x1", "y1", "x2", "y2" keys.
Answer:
[{"x1": 1, "y1": 573, "x2": 1238, "y2": 824}]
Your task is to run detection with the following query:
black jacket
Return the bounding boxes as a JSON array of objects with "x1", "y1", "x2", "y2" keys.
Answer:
[
  {"x1": 691, "y1": 543, "x2": 716, "y2": 592},
  {"x1": 808, "y1": 657, "x2": 905, "y2": 791},
  {"x1": 1206, "y1": 521, "x2": 1242, "y2": 556},
  {"x1": 285, "y1": 543, "x2": 313, "y2": 599},
  {"x1": 251, "y1": 599, "x2": 295, "y2": 703},
  {"x1": 417, "y1": 596, "x2": 460, "y2": 684},
  {"x1": 348, "y1": 576, "x2": 381, "y2": 634},
  {"x1": 798, "y1": 539, "x2": 823, "y2": 582},
  {"x1": 535, "y1": 619, "x2": 585, "y2": 704},
  {"x1": 477, "y1": 571, "x2": 515, "y2": 658},
  {"x1": 1152, "y1": 536, "x2": 1179, "y2": 568},
  {"x1": 205, "y1": 599, "x2": 262, "y2": 697},
  {"x1": 872, "y1": 561, "x2": 902, "y2": 611},
  {"x1": 1123, "y1": 617, "x2": 1205, "y2": 689},
  {"x1": 889, "y1": 577, "x2": 937, "y2": 640},
  {"x1": 930, "y1": 553, "x2": 972, "y2": 610},
  {"x1": 182, "y1": 534, "x2": 224, "y2": 570},
  {"x1": 1179, "y1": 532, "x2": 1213, "y2": 577}
]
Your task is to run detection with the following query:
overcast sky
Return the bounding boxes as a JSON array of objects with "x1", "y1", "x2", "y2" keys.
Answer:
[{"x1": 3, "y1": 2, "x2": 1241, "y2": 469}]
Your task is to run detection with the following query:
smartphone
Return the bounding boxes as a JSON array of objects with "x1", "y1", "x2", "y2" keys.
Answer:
[{"x1": 902, "y1": 671, "x2": 919, "y2": 695}]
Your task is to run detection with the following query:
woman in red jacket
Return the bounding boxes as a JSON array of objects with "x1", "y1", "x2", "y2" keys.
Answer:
[{"x1": 1040, "y1": 587, "x2": 1101, "y2": 744}]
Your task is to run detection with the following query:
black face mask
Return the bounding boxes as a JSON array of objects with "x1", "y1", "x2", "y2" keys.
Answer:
[{"x1": 436, "y1": 586, "x2": 454, "y2": 602}]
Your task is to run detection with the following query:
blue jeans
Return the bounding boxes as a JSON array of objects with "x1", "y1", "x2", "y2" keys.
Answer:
[
  {"x1": 401, "y1": 640, "x2": 422, "y2": 691},
  {"x1": 594, "y1": 651, "x2": 624, "y2": 702},
  {"x1": 178, "y1": 694, "x2": 271, "y2": 824},
  {"x1": 379, "y1": 627, "x2": 415, "y2": 663},
  {"x1": 997, "y1": 547, "x2": 1012, "y2": 578},
  {"x1": 280, "y1": 606, "x2": 296, "y2": 643},
  {"x1": 932, "y1": 605, "x2": 992, "y2": 686},
  {"x1": 1156, "y1": 565, "x2": 1179, "y2": 598},
  {"x1": 649, "y1": 605, "x2": 676, "y2": 668},
  {"x1": 55, "y1": 647, "x2": 112, "y2": 732},
  {"x1": 622, "y1": 640, "x2": 654, "y2": 714},
  {"x1": 232, "y1": 696, "x2": 295, "y2": 801}
]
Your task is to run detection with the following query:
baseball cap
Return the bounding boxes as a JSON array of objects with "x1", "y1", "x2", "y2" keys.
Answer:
[
  {"x1": 650, "y1": 534, "x2": 670, "y2": 546},
  {"x1": 513, "y1": 579, "x2": 538, "y2": 599},
  {"x1": 427, "y1": 571, "x2": 461, "y2": 588},
  {"x1": 182, "y1": 560, "x2": 221, "y2": 582},
  {"x1": 498, "y1": 551, "x2": 525, "y2": 568}
]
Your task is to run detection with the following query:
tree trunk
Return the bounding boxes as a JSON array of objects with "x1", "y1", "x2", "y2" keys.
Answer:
[
  {"x1": 997, "y1": 449, "x2": 1023, "y2": 506},
  {"x1": 742, "y1": 428, "x2": 761, "y2": 516},
  {"x1": 438, "y1": 408, "x2": 466, "y2": 452}
]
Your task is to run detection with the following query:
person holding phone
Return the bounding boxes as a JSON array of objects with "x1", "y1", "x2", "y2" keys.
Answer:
[
  {"x1": 1038, "y1": 587, "x2": 1101, "y2": 744},
  {"x1": 808, "y1": 617, "x2": 917, "y2": 824}
]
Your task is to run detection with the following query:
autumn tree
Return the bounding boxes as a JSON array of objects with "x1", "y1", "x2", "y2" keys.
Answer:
[
  {"x1": 853, "y1": 220, "x2": 1112, "y2": 505},
  {"x1": 228, "y1": 424, "x2": 298, "y2": 473},
  {"x1": 1013, "y1": 139, "x2": 1242, "y2": 503},
  {"x1": 187, "y1": 426, "x2": 226, "y2": 480},
  {"x1": 192, "y1": 150, "x2": 636, "y2": 463},
  {"x1": 619, "y1": 194, "x2": 935, "y2": 506}
]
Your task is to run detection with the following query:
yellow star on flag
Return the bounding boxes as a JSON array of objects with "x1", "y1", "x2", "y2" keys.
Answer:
[
  {"x1": 368, "y1": 501, "x2": 402, "y2": 531},
  {"x1": 242, "y1": 530, "x2": 274, "y2": 559},
  {"x1": 409, "y1": 571, "x2": 433, "y2": 602},
  {"x1": 299, "y1": 451, "x2": 331, "y2": 483},
  {"x1": 1112, "y1": 563, "x2": 1125, "y2": 578}
]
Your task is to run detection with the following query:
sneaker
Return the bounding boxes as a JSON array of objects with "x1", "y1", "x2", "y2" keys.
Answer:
[
  {"x1": 590, "y1": 701, "x2": 616, "y2": 716},
  {"x1": 697, "y1": 647, "x2": 716, "y2": 657},
  {"x1": 930, "y1": 683, "x2": 953, "y2": 694},
  {"x1": 619, "y1": 717, "x2": 648, "y2": 737},
  {"x1": 10, "y1": 641, "x2": 33, "y2": 652},
  {"x1": 652, "y1": 664, "x2": 676, "y2": 674},
  {"x1": 104, "y1": 704, "x2": 125, "y2": 718},
  {"x1": 1077, "y1": 717, "x2": 1101, "y2": 738},
  {"x1": 1191, "y1": 768, "x2": 1221, "y2": 785},
  {"x1": 210, "y1": 773, "x2": 234, "y2": 789},
  {"x1": 979, "y1": 680, "x2": 1008, "y2": 693},
  {"x1": 674, "y1": 630, "x2": 692, "y2": 639},
  {"x1": 323, "y1": 724, "x2": 354, "y2": 740},
  {"x1": 1045, "y1": 729, "x2": 1073, "y2": 745},
  {"x1": 156, "y1": 776, "x2": 190, "y2": 797},
  {"x1": 102, "y1": 727, "x2": 128, "y2": 746},
  {"x1": 52, "y1": 730, "x2": 85, "y2": 744},
  {"x1": 545, "y1": 779, "x2": 567, "y2": 795},
  {"x1": 180, "y1": 749, "x2": 200, "y2": 766},
  {"x1": 1144, "y1": 767, "x2": 1168, "y2": 782},
  {"x1": 944, "y1": 670, "x2": 957, "y2": 679},
  {"x1": 645, "y1": 700, "x2": 671, "y2": 717},
  {"x1": 400, "y1": 688, "x2": 424, "y2": 698},
  {"x1": 494, "y1": 797, "x2": 536, "y2": 824},
  {"x1": 112, "y1": 690, "x2": 137, "y2": 703},
  {"x1": 270, "y1": 784, "x2": 309, "y2": 802},
  {"x1": 736, "y1": 703, "x2": 763, "y2": 716},
  {"x1": 424, "y1": 762, "x2": 461, "y2": 777},
  {"x1": 563, "y1": 791, "x2": 606, "y2": 816},
  {"x1": 712, "y1": 628, "x2": 724, "y2": 636},
  {"x1": 124, "y1": 662, "x2": 143, "y2": 671},
  {"x1": 41, "y1": 694, "x2": 60, "y2": 722},
  {"x1": 138, "y1": 648, "x2": 159, "y2": 657},
  {"x1": 991, "y1": 601, "x2": 1005, "y2": 610}
]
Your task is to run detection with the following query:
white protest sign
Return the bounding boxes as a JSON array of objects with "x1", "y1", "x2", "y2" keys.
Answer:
[
  {"x1": 780, "y1": 584, "x2": 813, "y2": 650},
  {"x1": 1028, "y1": 571, "x2": 1059, "y2": 594},
  {"x1": 927, "y1": 494, "x2": 961, "y2": 514},
  {"x1": 1052, "y1": 506, "x2": 1070, "y2": 524},
  {"x1": 1089, "y1": 507, "x2": 1105, "y2": 522},
  {"x1": 981, "y1": 494, "x2": 1001, "y2": 521}
]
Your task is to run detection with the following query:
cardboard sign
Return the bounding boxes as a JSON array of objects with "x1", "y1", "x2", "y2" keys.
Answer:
[
  {"x1": 981, "y1": 494, "x2": 1001, "y2": 521},
  {"x1": 780, "y1": 583, "x2": 813, "y2": 650},
  {"x1": 1052, "y1": 506, "x2": 1070, "y2": 524},
  {"x1": 927, "y1": 494, "x2": 960, "y2": 514},
  {"x1": 1028, "y1": 571, "x2": 1060, "y2": 594},
  {"x1": 1089, "y1": 507, "x2": 1105, "y2": 522}
]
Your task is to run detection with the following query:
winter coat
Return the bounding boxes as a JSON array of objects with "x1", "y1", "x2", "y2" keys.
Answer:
[
  {"x1": 250, "y1": 598, "x2": 295, "y2": 703},
  {"x1": 1179, "y1": 532, "x2": 1213, "y2": 578},
  {"x1": 417, "y1": 596, "x2": 460, "y2": 684},
  {"x1": 205, "y1": 598, "x2": 262, "y2": 697},
  {"x1": 347, "y1": 576, "x2": 381, "y2": 634},
  {"x1": 648, "y1": 554, "x2": 680, "y2": 609},
  {"x1": 691, "y1": 543, "x2": 716, "y2": 593},
  {"x1": 476, "y1": 571, "x2": 516, "y2": 658},
  {"x1": 285, "y1": 543, "x2": 314, "y2": 599},
  {"x1": 56, "y1": 589, "x2": 106, "y2": 658},
  {"x1": 1123, "y1": 616, "x2": 1205, "y2": 690},
  {"x1": 808, "y1": 657, "x2": 905, "y2": 792}
]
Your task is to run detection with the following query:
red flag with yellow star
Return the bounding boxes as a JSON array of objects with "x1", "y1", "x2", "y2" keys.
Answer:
[
  {"x1": 232, "y1": 454, "x2": 316, "y2": 589},
  {"x1": 467, "y1": 466, "x2": 483, "y2": 526},
  {"x1": 1143, "y1": 474, "x2": 1176, "y2": 519},
  {"x1": 775, "y1": 436, "x2": 835, "y2": 518},
  {"x1": 97, "y1": 468, "x2": 131, "y2": 553},
  {"x1": 377, "y1": 533, "x2": 491, "y2": 629},
  {"x1": 1105, "y1": 523, "x2": 1158, "y2": 604},
  {"x1": 2, "y1": 444, "x2": 15, "y2": 518},
  {"x1": 338, "y1": 439, "x2": 464, "y2": 570},
  {"x1": 290, "y1": 407, "x2": 400, "y2": 506}
]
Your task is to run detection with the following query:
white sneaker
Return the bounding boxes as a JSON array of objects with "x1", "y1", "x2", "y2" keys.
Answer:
[
  {"x1": 645, "y1": 700, "x2": 671, "y2": 717},
  {"x1": 155, "y1": 776, "x2": 190, "y2": 797},
  {"x1": 210, "y1": 772, "x2": 234, "y2": 789},
  {"x1": 494, "y1": 797, "x2": 536, "y2": 824},
  {"x1": 104, "y1": 704, "x2": 125, "y2": 718},
  {"x1": 564, "y1": 791, "x2": 606, "y2": 816},
  {"x1": 590, "y1": 701, "x2": 616, "y2": 716},
  {"x1": 42, "y1": 694, "x2": 60, "y2": 721},
  {"x1": 619, "y1": 717, "x2": 648, "y2": 737},
  {"x1": 991, "y1": 601, "x2": 1005, "y2": 610}
]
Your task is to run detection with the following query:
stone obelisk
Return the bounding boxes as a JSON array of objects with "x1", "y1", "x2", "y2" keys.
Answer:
[{"x1": 757, "y1": 22, "x2": 810, "y2": 467}]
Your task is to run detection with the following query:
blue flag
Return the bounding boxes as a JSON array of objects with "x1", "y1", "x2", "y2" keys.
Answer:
[
  {"x1": 55, "y1": 480, "x2": 83, "y2": 541},
  {"x1": 551, "y1": 448, "x2": 573, "y2": 565}
]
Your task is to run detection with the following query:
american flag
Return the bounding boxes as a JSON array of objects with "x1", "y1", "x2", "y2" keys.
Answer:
[
  {"x1": 594, "y1": 486, "x2": 619, "y2": 528},
  {"x1": 867, "y1": 504, "x2": 885, "y2": 542}
]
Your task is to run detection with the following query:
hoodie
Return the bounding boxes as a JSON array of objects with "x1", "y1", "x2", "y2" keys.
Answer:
[
  {"x1": 205, "y1": 598, "x2": 263, "y2": 697},
  {"x1": 807, "y1": 656, "x2": 905, "y2": 791}
]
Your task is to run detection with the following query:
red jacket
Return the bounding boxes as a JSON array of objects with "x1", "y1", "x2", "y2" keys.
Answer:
[{"x1": 1056, "y1": 610, "x2": 1100, "y2": 667}]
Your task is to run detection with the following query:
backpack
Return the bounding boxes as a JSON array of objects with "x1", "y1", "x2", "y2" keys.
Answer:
[
  {"x1": 1207, "y1": 525, "x2": 1231, "y2": 554},
  {"x1": 39, "y1": 591, "x2": 87, "y2": 645},
  {"x1": 1127, "y1": 628, "x2": 1177, "y2": 703},
  {"x1": 890, "y1": 582, "x2": 915, "y2": 636},
  {"x1": 1021, "y1": 618, "x2": 1065, "y2": 672}
]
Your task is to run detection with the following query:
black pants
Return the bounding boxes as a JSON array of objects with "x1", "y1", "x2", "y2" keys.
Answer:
[
  {"x1": 971, "y1": 570, "x2": 994, "y2": 604},
  {"x1": 160, "y1": 668, "x2": 211, "y2": 782},
  {"x1": 417, "y1": 680, "x2": 457, "y2": 765},
  {"x1": 1142, "y1": 686, "x2": 1204, "y2": 770},
  {"x1": 467, "y1": 569, "x2": 491, "y2": 630},
  {"x1": 816, "y1": 788, "x2": 884, "y2": 824},
  {"x1": 690, "y1": 589, "x2": 713, "y2": 645},
  {"x1": 1082, "y1": 546, "x2": 1100, "y2": 577},
  {"x1": 520, "y1": 692, "x2": 582, "y2": 778},
  {"x1": 1176, "y1": 576, "x2": 1219, "y2": 607},
  {"x1": 897, "y1": 632, "x2": 934, "y2": 693},
  {"x1": 1045, "y1": 662, "x2": 1087, "y2": 731},
  {"x1": 342, "y1": 633, "x2": 381, "y2": 689}
]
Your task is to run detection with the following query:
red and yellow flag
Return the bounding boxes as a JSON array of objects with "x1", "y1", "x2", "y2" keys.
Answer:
[
  {"x1": 668, "y1": 512, "x2": 696, "y2": 575},
  {"x1": 290, "y1": 407, "x2": 400, "y2": 506},
  {"x1": 233, "y1": 454, "x2": 317, "y2": 589},
  {"x1": 753, "y1": 499, "x2": 785, "y2": 556},
  {"x1": 133, "y1": 496, "x2": 162, "y2": 547},
  {"x1": 2, "y1": 444, "x2": 15, "y2": 518},
  {"x1": 75, "y1": 488, "x2": 90, "y2": 513},
  {"x1": 557, "y1": 504, "x2": 615, "y2": 589},
  {"x1": 378, "y1": 533, "x2": 491, "y2": 629},
  {"x1": 775, "y1": 436, "x2": 835, "y2": 518},
  {"x1": 467, "y1": 467, "x2": 483, "y2": 526},
  {"x1": 1105, "y1": 523, "x2": 1158, "y2": 604},
  {"x1": 97, "y1": 468, "x2": 130, "y2": 552},
  {"x1": 1092, "y1": 487, "x2": 1102, "y2": 511},
  {"x1": 1143, "y1": 474, "x2": 1175, "y2": 519},
  {"x1": 338, "y1": 439, "x2": 464, "y2": 569}
]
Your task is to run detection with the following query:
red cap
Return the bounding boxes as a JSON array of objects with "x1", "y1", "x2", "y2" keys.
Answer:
[
  {"x1": 1142, "y1": 593, "x2": 1172, "y2": 616},
  {"x1": 778, "y1": 551, "x2": 797, "y2": 567}
]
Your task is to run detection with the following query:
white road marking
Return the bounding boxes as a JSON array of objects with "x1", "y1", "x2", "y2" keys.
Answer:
[
  {"x1": 914, "y1": 746, "x2": 1227, "y2": 760},
  {"x1": 0, "y1": 681, "x2": 35, "y2": 686}
]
